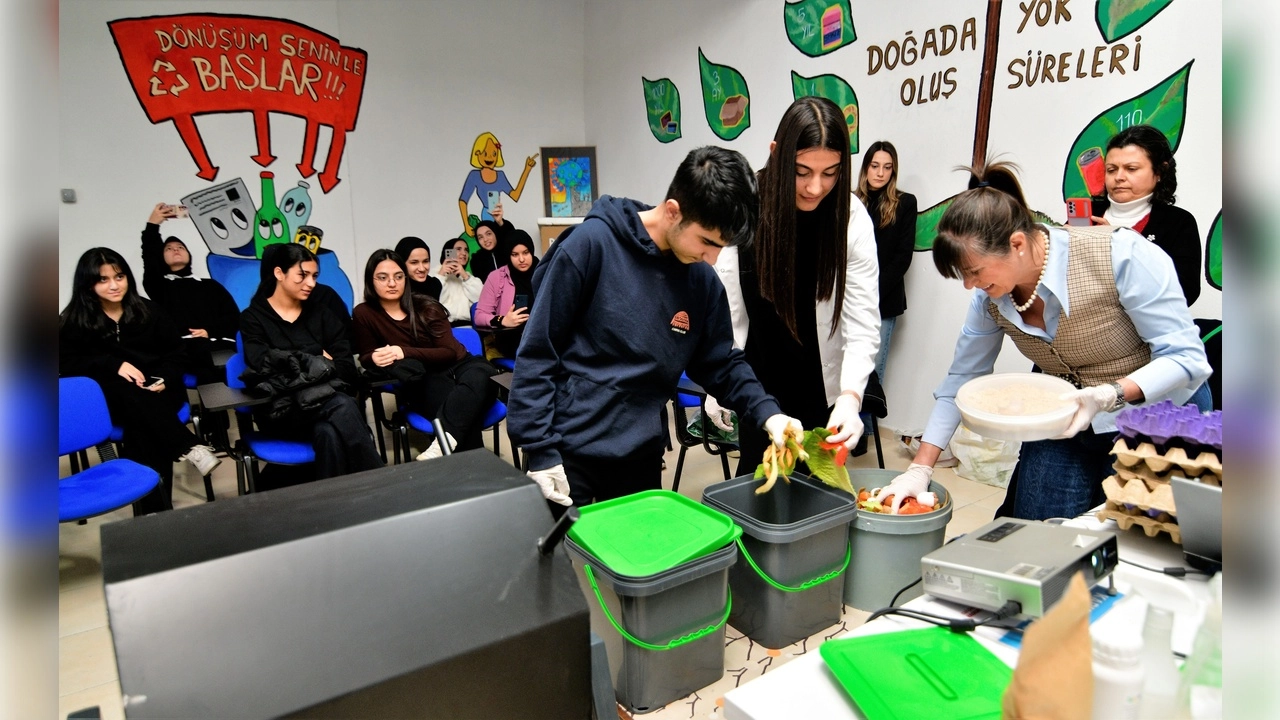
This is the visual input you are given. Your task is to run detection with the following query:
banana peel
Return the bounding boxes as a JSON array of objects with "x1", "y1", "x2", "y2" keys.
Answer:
[{"x1": 754, "y1": 426, "x2": 854, "y2": 496}]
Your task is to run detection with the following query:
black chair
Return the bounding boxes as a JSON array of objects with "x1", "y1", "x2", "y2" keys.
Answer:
[
  {"x1": 669, "y1": 376, "x2": 735, "y2": 494},
  {"x1": 860, "y1": 372, "x2": 889, "y2": 469}
]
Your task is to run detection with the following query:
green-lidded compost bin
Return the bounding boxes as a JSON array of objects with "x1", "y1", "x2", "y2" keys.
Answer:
[
  {"x1": 819, "y1": 627, "x2": 1012, "y2": 719},
  {"x1": 845, "y1": 469, "x2": 952, "y2": 611},
  {"x1": 701, "y1": 473, "x2": 856, "y2": 648},
  {"x1": 564, "y1": 490, "x2": 741, "y2": 714}
]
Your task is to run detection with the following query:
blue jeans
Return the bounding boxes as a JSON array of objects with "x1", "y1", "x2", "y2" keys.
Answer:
[
  {"x1": 875, "y1": 315, "x2": 898, "y2": 385},
  {"x1": 1003, "y1": 382, "x2": 1214, "y2": 520}
]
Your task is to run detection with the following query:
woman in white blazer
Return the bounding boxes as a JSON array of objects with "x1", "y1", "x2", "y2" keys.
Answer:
[{"x1": 707, "y1": 97, "x2": 880, "y2": 475}]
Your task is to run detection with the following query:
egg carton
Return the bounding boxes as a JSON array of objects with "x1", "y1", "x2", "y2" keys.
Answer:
[
  {"x1": 1110, "y1": 438, "x2": 1223, "y2": 479},
  {"x1": 1101, "y1": 474, "x2": 1176, "y2": 514},
  {"x1": 1113, "y1": 463, "x2": 1222, "y2": 488},
  {"x1": 1097, "y1": 500, "x2": 1182, "y2": 544}
]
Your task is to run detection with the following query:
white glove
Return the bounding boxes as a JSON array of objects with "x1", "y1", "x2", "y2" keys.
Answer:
[
  {"x1": 528, "y1": 464, "x2": 572, "y2": 506},
  {"x1": 824, "y1": 392, "x2": 864, "y2": 449},
  {"x1": 1058, "y1": 384, "x2": 1119, "y2": 438},
  {"x1": 763, "y1": 414, "x2": 805, "y2": 449},
  {"x1": 702, "y1": 395, "x2": 735, "y2": 434},
  {"x1": 871, "y1": 463, "x2": 933, "y2": 514}
]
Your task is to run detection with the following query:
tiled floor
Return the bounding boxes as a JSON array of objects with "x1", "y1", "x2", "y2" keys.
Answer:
[{"x1": 57, "y1": 405, "x2": 1006, "y2": 719}]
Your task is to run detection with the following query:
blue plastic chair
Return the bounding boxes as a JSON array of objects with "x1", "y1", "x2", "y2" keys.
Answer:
[
  {"x1": 105, "y1": 396, "x2": 214, "y2": 501},
  {"x1": 225, "y1": 352, "x2": 316, "y2": 494},
  {"x1": 469, "y1": 302, "x2": 516, "y2": 372},
  {"x1": 393, "y1": 326, "x2": 516, "y2": 467},
  {"x1": 58, "y1": 377, "x2": 161, "y2": 523}
]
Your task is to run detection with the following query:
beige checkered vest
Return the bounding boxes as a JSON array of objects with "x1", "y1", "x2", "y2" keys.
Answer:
[{"x1": 987, "y1": 226, "x2": 1150, "y2": 388}]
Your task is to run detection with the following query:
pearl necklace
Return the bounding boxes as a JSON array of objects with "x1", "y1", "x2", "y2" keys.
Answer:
[{"x1": 1011, "y1": 230, "x2": 1050, "y2": 313}]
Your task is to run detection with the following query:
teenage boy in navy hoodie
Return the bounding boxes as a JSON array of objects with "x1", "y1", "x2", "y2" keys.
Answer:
[{"x1": 508, "y1": 146, "x2": 803, "y2": 507}]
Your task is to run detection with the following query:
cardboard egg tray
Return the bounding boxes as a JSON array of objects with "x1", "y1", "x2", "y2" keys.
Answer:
[
  {"x1": 1101, "y1": 474, "x2": 1175, "y2": 514},
  {"x1": 1115, "y1": 463, "x2": 1221, "y2": 488},
  {"x1": 1096, "y1": 499, "x2": 1182, "y2": 544},
  {"x1": 1110, "y1": 438, "x2": 1222, "y2": 479}
]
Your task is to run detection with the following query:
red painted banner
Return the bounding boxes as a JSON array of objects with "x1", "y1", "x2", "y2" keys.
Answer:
[{"x1": 109, "y1": 14, "x2": 368, "y2": 192}]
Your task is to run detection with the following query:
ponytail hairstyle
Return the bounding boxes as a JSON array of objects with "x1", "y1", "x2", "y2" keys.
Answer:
[
  {"x1": 855, "y1": 140, "x2": 902, "y2": 228},
  {"x1": 933, "y1": 159, "x2": 1039, "y2": 279},
  {"x1": 755, "y1": 96, "x2": 850, "y2": 341},
  {"x1": 59, "y1": 247, "x2": 150, "y2": 332},
  {"x1": 254, "y1": 243, "x2": 317, "y2": 302}
]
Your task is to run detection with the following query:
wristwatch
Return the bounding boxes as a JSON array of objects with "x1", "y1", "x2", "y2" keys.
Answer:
[{"x1": 1106, "y1": 381, "x2": 1128, "y2": 412}]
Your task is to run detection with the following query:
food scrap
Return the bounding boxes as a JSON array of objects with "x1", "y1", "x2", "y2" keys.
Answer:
[
  {"x1": 754, "y1": 426, "x2": 855, "y2": 496},
  {"x1": 855, "y1": 487, "x2": 942, "y2": 515},
  {"x1": 752, "y1": 425, "x2": 807, "y2": 494}
]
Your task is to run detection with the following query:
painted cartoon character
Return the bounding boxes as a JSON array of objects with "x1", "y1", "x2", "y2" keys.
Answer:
[{"x1": 457, "y1": 132, "x2": 538, "y2": 237}]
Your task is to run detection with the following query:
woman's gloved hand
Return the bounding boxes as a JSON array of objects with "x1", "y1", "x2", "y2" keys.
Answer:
[
  {"x1": 1058, "y1": 384, "x2": 1119, "y2": 437},
  {"x1": 528, "y1": 464, "x2": 572, "y2": 506},
  {"x1": 871, "y1": 463, "x2": 934, "y2": 514},
  {"x1": 764, "y1": 414, "x2": 805, "y2": 450},
  {"x1": 824, "y1": 392, "x2": 864, "y2": 449},
  {"x1": 702, "y1": 395, "x2": 736, "y2": 434}
]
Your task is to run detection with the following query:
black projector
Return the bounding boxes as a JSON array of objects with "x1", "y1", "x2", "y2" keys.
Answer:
[{"x1": 100, "y1": 450, "x2": 592, "y2": 718}]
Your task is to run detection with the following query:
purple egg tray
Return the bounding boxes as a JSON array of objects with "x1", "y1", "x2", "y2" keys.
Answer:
[{"x1": 1115, "y1": 400, "x2": 1221, "y2": 455}]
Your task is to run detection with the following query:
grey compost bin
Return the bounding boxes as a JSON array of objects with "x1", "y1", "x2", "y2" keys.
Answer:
[
  {"x1": 702, "y1": 473, "x2": 857, "y2": 649},
  {"x1": 845, "y1": 469, "x2": 953, "y2": 611}
]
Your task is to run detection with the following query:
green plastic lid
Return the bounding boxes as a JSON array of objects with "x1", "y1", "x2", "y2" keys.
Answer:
[
  {"x1": 566, "y1": 490, "x2": 742, "y2": 577},
  {"x1": 819, "y1": 627, "x2": 1012, "y2": 720}
]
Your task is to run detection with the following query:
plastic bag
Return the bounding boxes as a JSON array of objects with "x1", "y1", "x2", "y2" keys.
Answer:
[
  {"x1": 949, "y1": 425, "x2": 1020, "y2": 488},
  {"x1": 686, "y1": 409, "x2": 739, "y2": 445}
]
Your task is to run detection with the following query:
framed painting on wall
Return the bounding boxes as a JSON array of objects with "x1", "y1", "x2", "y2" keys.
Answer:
[{"x1": 540, "y1": 146, "x2": 598, "y2": 218}]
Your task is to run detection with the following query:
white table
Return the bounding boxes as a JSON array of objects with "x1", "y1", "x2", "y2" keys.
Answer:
[{"x1": 723, "y1": 514, "x2": 1213, "y2": 720}]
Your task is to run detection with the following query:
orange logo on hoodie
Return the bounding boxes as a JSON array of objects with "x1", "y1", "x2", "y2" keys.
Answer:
[{"x1": 670, "y1": 311, "x2": 690, "y2": 334}]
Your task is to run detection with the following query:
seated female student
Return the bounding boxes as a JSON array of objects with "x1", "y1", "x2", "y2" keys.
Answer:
[
  {"x1": 141, "y1": 202, "x2": 241, "y2": 383},
  {"x1": 436, "y1": 237, "x2": 484, "y2": 326},
  {"x1": 393, "y1": 236, "x2": 443, "y2": 300},
  {"x1": 351, "y1": 249, "x2": 499, "y2": 459},
  {"x1": 59, "y1": 247, "x2": 220, "y2": 512},
  {"x1": 474, "y1": 230, "x2": 539, "y2": 360},
  {"x1": 239, "y1": 243, "x2": 383, "y2": 481}
]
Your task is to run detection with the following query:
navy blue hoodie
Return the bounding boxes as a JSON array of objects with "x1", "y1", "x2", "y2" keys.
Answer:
[{"x1": 508, "y1": 195, "x2": 781, "y2": 470}]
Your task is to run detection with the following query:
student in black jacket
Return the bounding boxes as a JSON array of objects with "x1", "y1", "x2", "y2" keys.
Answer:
[
  {"x1": 141, "y1": 202, "x2": 241, "y2": 382},
  {"x1": 239, "y1": 243, "x2": 383, "y2": 481},
  {"x1": 59, "y1": 247, "x2": 221, "y2": 512}
]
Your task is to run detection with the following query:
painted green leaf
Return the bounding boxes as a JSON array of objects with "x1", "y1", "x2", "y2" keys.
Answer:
[
  {"x1": 642, "y1": 77, "x2": 682, "y2": 144},
  {"x1": 1096, "y1": 0, "x2": 1172, "y2": 42},
  {"x1": 698, "y1": 48, "x2": 751, "y2": 141},
  {"x1": 1206, "y1": 210, "x2": 1221, "y2": 290},
  {"x1": 915, "y1": 196, "x2": 953, "y2": 252},
  {"x1": 791, "y1": 71, "x2": 859, "y2": 154},
  {"x1": 785, "y1": 0, "x2": 855, "y2": 57},
  {"x1": 1061, "y1": 61, "x2": 1192, "y2": 202}
]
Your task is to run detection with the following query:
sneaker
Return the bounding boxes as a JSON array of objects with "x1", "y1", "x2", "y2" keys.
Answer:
[
  {"x1": 416, "y1": 432, "x2": 456, "y2": 461},
  {"x1": 183, "y1": 445, "x2": 221, "y2": 476}
]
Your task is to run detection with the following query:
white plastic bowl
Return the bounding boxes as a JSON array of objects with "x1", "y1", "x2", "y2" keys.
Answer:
[{"x1": 955, "y1": 372, "x2": 1078, "y2": 442}]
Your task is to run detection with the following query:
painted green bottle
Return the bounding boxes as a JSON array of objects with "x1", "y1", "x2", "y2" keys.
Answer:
[{"x1": 253, "y1": 171, "x2": 290, "y2": 259}]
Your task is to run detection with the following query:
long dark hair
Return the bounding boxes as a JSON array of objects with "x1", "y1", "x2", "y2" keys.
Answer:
[
  {"x1": 254, "y1": 243, "x2": 317, "y2": 302},
  {"x1": 1106, "y1": 124, "x2": 1177, "y2": 205},
  {"x1": 361, "y1": 249, "x2": 447, "y2": 342},
  {"x1": 756, "y1": 96, "x2": 850, "y2": 341},
  {"x1": 933, "y1": 159, "x2": 1039, "y2": 279},
  {"x1": 59, "y1": 247, "x2": 150, "y2": 331},
  {"x1": 855, "y1": 140, "x2": 901, "y2": 228}
]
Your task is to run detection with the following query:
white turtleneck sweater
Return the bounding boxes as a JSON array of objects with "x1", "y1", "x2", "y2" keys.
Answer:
[{"x1": 1103, "y1": 193, "x2": 1154, "y2": 229}]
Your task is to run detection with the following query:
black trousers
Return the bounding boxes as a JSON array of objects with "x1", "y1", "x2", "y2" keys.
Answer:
[
  {"x1": 404, "y1": 356, "x2": 498, "y2": 452},
  {"x1": 102, "y1": 378, "x2": 199, "y2": 512},
  {"x1": 548, "y1": 450, "x2": 664, "y2": 518},
  {"x1": 257, "y1": 393, "x2": 383, "y2": 481}
]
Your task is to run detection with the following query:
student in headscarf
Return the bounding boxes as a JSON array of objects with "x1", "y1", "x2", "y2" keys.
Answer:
[
  {"x1": 475, "y1": 230, "x2": 539, "y2": 359},
  {"x1": 469, "y1": 220, "x2": 506, "y2": 284},
  {"x1": 141, "y1": 201, "x2": 241, "y2": 382},
  {"x1": 393, "y1": 236, "x2": 443, "y2": 300}
]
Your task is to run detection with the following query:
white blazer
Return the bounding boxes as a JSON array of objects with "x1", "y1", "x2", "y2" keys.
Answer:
[{"x1": 714, "y1": 194, "x2": 881, "y2": 407}]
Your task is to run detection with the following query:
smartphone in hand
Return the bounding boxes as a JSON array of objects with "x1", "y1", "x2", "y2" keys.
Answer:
[
  {"x1": 174, "y1": 205, "x2": 190, "y2": 219},
  {"x1": 145, "y1": 376, "x2": 165, "y2": 389},
  {"x1": 1065, "y1": 198, "x2": 1093, "y2": 227},
  {"x1": 487, "y1": 191, "x2": 501, "y2": 213},
  {"x1": 513, "y1": 294, "x2": 529, "y2": 311},
  {"x1": 443, "y1": 248, "x2": 457, "y2": 262}
]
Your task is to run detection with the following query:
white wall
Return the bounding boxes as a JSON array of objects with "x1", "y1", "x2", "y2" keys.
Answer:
[
  {"x1": 582, "y1": 0, "x2": 1221, "y2": 433},
  {"x1": 59, "y1": 0, "x2": 584, "y2": 303}
]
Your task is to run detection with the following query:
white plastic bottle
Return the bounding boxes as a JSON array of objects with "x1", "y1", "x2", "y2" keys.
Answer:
[
  {"x1": 1139, "y1": 605, "x2": 1180, "y2": 719},
  {"x1": 1092, "y1": 633, "x2": 1145, "y2": 720},
  {"x1": 1176, "y1": 574, "x2": 1222, "y2": 719}
]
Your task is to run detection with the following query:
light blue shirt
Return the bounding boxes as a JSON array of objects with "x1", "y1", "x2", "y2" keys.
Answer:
[{"x1": 922, "y1": 225, "x2": 1211, "y2": 449}]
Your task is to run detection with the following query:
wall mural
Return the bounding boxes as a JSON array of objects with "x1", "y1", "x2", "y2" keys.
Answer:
[
  {"x1": 698, "y1": 49, "x2": 751, "y2": 141},
  {"x1": 108, "y1": 13, "x2": 368, "y2": 193},
  {"x1": 643, "y1": 76, "x2": 682, "y2": 143},
  {"x1": 1095, "y1": 0, "x2": 1173, "y2": 42},
  {"x1": 784, "y1": 0, "x2": 856, "y2": 57},
  {"x1": 1205, "y1": 211, "x2": 1222, "y2": 291},
  {"x1": 790, "y1": 71, "x2": 860, "y2": 154},
  {"x1": 457, "y1": 131, "x2": 538, "y2": 240}
]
